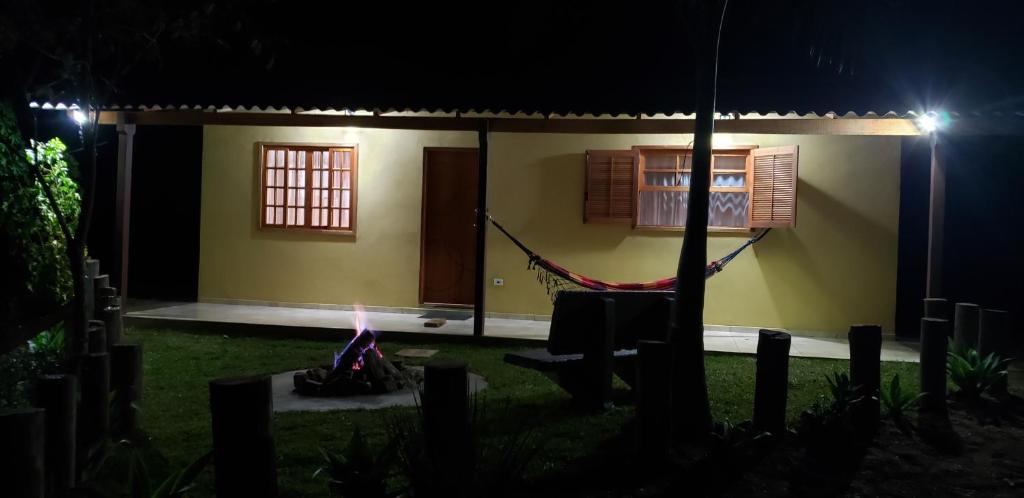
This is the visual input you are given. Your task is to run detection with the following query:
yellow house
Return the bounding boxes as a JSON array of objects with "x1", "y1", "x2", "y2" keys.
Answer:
[{"x1": 116, "y1": 110, "x2": 928, "y2": 338}]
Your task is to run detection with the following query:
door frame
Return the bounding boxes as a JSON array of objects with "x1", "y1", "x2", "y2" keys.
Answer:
[{"x1": 419, "y1": 147, "x2": 479, "y2": 308}]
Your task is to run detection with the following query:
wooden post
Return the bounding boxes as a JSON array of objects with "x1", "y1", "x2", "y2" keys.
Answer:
[
  {"x1": 919, "y1": 318, "x2": 949, "y2": 414},
  {"x1": 114, "y1": 117, "x2": 136, "y2": 301},
  {"x1": 98, "y1": 301, "x2": 123, "y2": 349},
  {"x1": 979, "y1": 309, "x2": 1010, "y2": 358},
  {"x1": 925, "y1": 132, "x2": 945, "y2": 298},
  {"x1": 752, "y1": 329, "x2": 791, "y2": 437},
  {"x1": 34, "y1": 374, "x2": 77, "y2": 497},
  {"x1": 953, "y1": 303, "x2": 980, "y2": 350},
  {"x1": 111, "y1": 344, "x2": 143, "y2": 435},
  {"x1": 637, "y1": 340, "x2": 672, "y2": 459},
  {"x1": 209, "y1": 376, "x2": 278, "y2": 498},
  {"x1": 95, "y1": 286, "x2": 117, "y2": 318},
  {"x1": 83, "y1": 259, "x2": 99, "y2": 323},
  {"x1": 472, "y1": 120, "x2": 489, "y2": 338},
  {"x1": 580, "y1": 297, "x2": 615, "y2": 411},
  {"x1": 87, "y1": 320, "x2": 106, "y2": 353},
  {"x1": 0, "y1": 408, "x2": 46, "y2": 498},
  {"x1": 923, "y1": 297, "x2": 950, "y2": 321},
  {"x1": 848, "y1": 325, "x2": 882, "y2": 433},
  {"x1": 423, "y1": 359, "x2": 470, "y2": 492},
  {"x1": 73, "y1": 353, "x2": 109, "y2": 474}
]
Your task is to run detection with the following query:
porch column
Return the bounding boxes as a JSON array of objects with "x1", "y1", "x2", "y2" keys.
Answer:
[
  {"x1": 925, "y1": 132, "x2": 945, "y2": 298},
  {"x1": 113, "y1": 114, "x2": 136, "y2": 301},
  {"x1": 473, "y1": 120, "x2": 490, "y2": 337}
]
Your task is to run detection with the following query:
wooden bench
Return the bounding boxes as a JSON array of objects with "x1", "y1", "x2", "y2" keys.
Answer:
[{"x1": 503, "y1": 291, "x2": 674, "y2": 405}]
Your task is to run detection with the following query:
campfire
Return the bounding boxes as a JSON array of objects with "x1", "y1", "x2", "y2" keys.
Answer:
[{"x1": 293, "y1": 305, "x2": 420, "y2": 396}]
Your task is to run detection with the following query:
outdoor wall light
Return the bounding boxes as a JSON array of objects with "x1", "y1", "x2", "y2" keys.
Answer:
[
  {"x1": 71, "y1": 109, "x2": 88, "y2": 126},
  {"x1": 916, "y1": 111, "x2": 947, "y2": 134}
]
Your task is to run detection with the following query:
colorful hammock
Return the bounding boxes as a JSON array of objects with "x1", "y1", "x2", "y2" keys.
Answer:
[{"x1": 486, "y1": 214, "x2": 769, "y2": 295}]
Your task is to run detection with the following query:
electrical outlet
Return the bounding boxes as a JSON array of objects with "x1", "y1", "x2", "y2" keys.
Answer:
[{"x1": 493, "y1": 278, "x2": 504, "y2": 287}]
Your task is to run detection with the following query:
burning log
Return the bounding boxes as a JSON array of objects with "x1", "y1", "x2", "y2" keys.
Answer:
[{"x1": 294, "y1": 327, "x2": 421, "y2": 397}]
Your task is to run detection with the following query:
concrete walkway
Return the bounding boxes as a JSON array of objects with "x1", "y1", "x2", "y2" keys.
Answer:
[{"x1": 125, "y1": 301, "x2": 920, "y2": 363}]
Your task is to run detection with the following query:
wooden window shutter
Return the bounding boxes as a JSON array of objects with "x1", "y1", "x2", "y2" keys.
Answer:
[
  {"x1": 750, "y1": 145, "x2": 799, "y2": 228},
  {"x1": 584, "y1": 150, "x2": 635, "y2": 224}
]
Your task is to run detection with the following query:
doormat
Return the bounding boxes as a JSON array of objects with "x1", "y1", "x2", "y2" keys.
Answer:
[
  {"x1": 395, "y1": 349, "x2": 439, "y2": 359},
  {"x1": 418, "y1": 310, "x2": 473, "y2": 321}
]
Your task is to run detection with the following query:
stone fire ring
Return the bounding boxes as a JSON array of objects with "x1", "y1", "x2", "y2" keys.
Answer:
[{"x1": 271, "y1": 366, "x2": 487, "y2": 413}]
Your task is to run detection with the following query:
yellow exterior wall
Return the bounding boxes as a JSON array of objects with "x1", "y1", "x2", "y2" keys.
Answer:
[{"x1": 199, "y1": 127, "x2": 901, "y2": 335}]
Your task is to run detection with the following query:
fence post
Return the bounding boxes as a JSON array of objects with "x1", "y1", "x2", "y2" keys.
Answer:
[
  {"x1": 87, "y1": 320, "x2": 107, "y2": 353},
  {"x1": 924, "y1": 298, "x2": 951, "y2": 338},
  {"x1": 84, "y1": 259, "x2": 100, "y2": 322},
  {"x1": 0, "y1": 408, "x2": 46, "y2": 498},
  {"x1": 848, "y1": 325, "x2": 882, "y2": 433},
  {"x1": 72, "y1": 352, "x2": 109, "y2": 476},
  {"x1": 423, "y1": 359, "x2": 471, "y2": 493},
  {"x1": 111, "y1": 344, "x2": 143, "y2": 435},
  {"x1": 752, "y1": 329, "x2": 791, "y2": 437},
  {"x1": 34, "y1": 374, "x2": 77, "y2": 497},
  {"x1": 209, "y1": 376, "x2": 278, "y2": 498},
  {"x1": 953, "y1": 303, "x2": 980, "y2": 351},
  {"x1": 637, "y1": 340, "x2": 672, "y2": 460},
  {"x1": 919, "y1": 318, "x2": 949, "y2": 415},
  {"x1": 979, "y1": 309, "x2": 1011, "y2": 394}
]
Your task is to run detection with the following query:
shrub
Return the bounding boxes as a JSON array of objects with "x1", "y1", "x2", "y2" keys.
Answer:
[
  {"x1": 0, "y1": 325, "x2": 65, "y2": 408},
  {"x1": 0, "y1": 103, "x2": 80, "y2": 319},
  {"x1": 795, "y1": 371, "x2": 867, "y2": 459},
  {"x1": 879, "y1": 374, "x2": 922, "y2": 424},
  {"x1": 946, "y1": 345, "x2": 1011, "y2": 401},
  {"x1": 314, "y1": 426, "x2": 397, "y2": 498}
]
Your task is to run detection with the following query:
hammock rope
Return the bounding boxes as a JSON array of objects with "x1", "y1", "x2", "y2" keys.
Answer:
[{"x1": 486, "y1": 214, "x2": 769, "y2": 296}]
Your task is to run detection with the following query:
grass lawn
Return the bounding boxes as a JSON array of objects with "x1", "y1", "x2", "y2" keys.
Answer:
[{"x1": 127, "y1": 325, "x2": 919, "y2": 497}]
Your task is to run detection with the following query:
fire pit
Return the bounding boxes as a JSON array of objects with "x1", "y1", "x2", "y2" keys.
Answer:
[{"x1": 293, "y1": 306, "x2": 422, "y2": 397}]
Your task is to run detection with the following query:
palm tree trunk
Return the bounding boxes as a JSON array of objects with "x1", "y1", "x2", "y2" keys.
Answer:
[{"x1": 671, "y1": 0, "x2": 728, "y2": 442}]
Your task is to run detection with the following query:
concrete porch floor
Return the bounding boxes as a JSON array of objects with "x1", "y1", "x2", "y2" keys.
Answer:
[{"x1": 124, "y1": 301, "x2": 920, "y2": 362}]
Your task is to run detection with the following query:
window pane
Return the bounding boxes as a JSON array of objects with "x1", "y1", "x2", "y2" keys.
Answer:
[
  {"x1": 709, "y1": 192, "x2": 749, "y2": 227},
  {"x1": 296, "y1": 190, "x2": 305, "y2": 206},
  {"x1": 276, "y1": 150, "x2": 285, "y2": 167},
  {"x1": 646, "y1": 154, "x2": 678, "y2": 170},
  {"x1": 341, "y1": 190, "x2": 350, "y2": 208},
  {"x1": 713, "y1": 173, "x2": 746, "y2": 188},
  {"x1": 298, "y1": 170, "x2": 306, "y2": 188},
  {"x1": 313, "y1": 170, "x2": 320, "y2": 188},
  {"x1": 342, "y1": 171, "x2": 351, "y2": 189},
  {"x1": 342, "y1": 151, "x2": 352, "y2": 170},
  {"x1": 332, "y1": 190, "x2": 340, "y2": 208},
  {"x1": 276, "y1": 169, "x2": 284, "y2": 186},
  {"x1": 287, "y1": 189, "x2": 296, "y2": 205},
  {"x1": 288, "y1": 169, "x2": 296, "y2": 186},
  {"x1": 321, "y1": 171, "x2": 329, "y2": 187},
  {"x1": 323, "y1": 151, "x2": 331, "y2": 169},
  {"x1": 266, "y1": 168, "x2": 275, "y2": 186},
  {"x1": 322, "y1": 208, "x2": 328, "y2": 225},
  {"x1": 274, "y1": 188, "x2": 282, "y2": 205},
  {"x1": 287, "y1": 208, "x2": 296, "y2": 226},
  {"x1": 275, "y1": 207, "x2": 284, "y2": 223},
  {"x1": 265, "y1": 207, "x2": 273, "y2": 224},
  {"x1": 333, "y1": 151, "x2": 341, "y2": 170},
  {"x1": 331, "y1": 209, "x2": 340, "y2": 227},
  {"x1": 312, "y1": 209, "x2": 320, "y2": 226},
  {"x1": 644, "y1": 172, "x2": 678, "y2": 187},
  {"x1": 333, "y1": 171, "x2": 340, "y2": 186},
  {"x1": 321, "y1": 190, "x2": 329, "y2": 206},
  {"x1": 340, "y1": 209, "x2": 350, "y2": 228},
  {"x1": 312, "y1": 189, "x2": 320, "y2": 207},
  {"x1": 298, "y1": 151, "x2": 306, "y2": 168},
  {"x1": 714, "y1": 155, "x2": 746, "y2": 170},
  {"x1": 287, "y1": 150, "x2": 296, "y2": 167},
  {"x1": 312, "y1": 151, "x2": 320, "y2": 169},
  {"x1": 638, "y1": 190, "x2": 688, "y2": 227},
  {"x1": 266, "y1": 188, "x2": 274, "y2": 204},
  {"x1": 267, "y1": 150, "x2": 277, "y2": 168},
  {"x1": 297, "y1": 210, "x2": 305, "y2": 225}
]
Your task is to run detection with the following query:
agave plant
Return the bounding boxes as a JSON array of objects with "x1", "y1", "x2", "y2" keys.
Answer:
[
  {"x1": 946, "y1": 346, "x2": 1012, "y2": 401},
  {"x1": 80, "y1": 438, "x2": 211, "y2": 498},
  {"x1": 880, "y1": 374, "x2": 922, "y2": 422},
  {"x1": 314, "y1": 426, "x2": 398, "y2": 498},
  {"x1": 825, "y1": 371, "x2": 867, "y2": 411}
]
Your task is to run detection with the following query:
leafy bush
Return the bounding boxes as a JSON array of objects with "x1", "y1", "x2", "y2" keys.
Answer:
[
  {"x1": 946, "y1": 345, "x2": 1011, "y2": 400},
  {"x1": 314, "y1": 426, "x2": 397, "y2": 498},
  {"x1": 0, "y1": 103, "x2": 80, "y2": 318},
  {"x1": 795, "y1": 371, "x2": 867, "y2": 459},
  {"x1": 880, "y1": 374, "x2": 922, "y2": 424},
  {"x1": 79, "y1": 437, "x2": 211, "y2": 498},
  {"x1": 0, "y1": 325, "x2": 65, "y2": 408}
]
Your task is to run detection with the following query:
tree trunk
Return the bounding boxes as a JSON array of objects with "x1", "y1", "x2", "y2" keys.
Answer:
[{"x1": 671, "y1": 0, "x2": 729, "y2": 442}]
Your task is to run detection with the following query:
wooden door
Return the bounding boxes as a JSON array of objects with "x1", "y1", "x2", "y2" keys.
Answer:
[{"x1": 420, "y1": 148, "x2": 479, "y2": 306}]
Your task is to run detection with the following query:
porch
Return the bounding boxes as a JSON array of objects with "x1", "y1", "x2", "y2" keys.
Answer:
[{"x1": 124, "y1": 301, "x2": 920, "y2": 362}]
